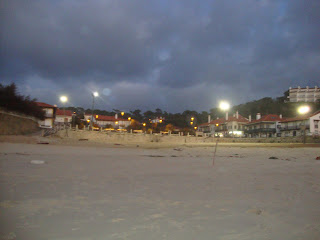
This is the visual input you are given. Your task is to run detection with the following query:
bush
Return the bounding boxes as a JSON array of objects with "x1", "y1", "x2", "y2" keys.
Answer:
[{"x1": 0, "y1": 83, "x2": 45, "y2": 120}]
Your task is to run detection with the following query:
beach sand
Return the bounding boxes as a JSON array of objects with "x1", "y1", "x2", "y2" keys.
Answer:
[{"x1": 0, "y1": 139, "x2": 320, "y2": 239}]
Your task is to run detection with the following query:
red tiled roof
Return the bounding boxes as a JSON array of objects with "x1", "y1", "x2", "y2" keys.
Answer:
[
  {"x1": 206, "y1": 114, "x2": 248, "y2": 125},
  {"x1": 246, "y1": 114, "x2": 283, "y2": 124},
  {"x1": 89, "y1": 114, "x2": 129, "y2": 122},
  {"x1": 35, "y1": 102, "x2": 56, "y2": 108},
  {"x1": 56, "y1": 109, "x2": 73, "y2": 116},
  {"x1": 199, "y1": 122, "x2": 210, "y2": 127},
  {"x1": 280, "y1": 111, "x2": 320, "y2": 123}
]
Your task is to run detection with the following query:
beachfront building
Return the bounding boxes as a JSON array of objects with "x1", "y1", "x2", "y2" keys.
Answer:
[
  {"x1": 244, "y1": 114, "x2": 282, "y2": 138},
  {"x1": 280, "y1": 111, "x2": 320, "y2": 137},
  {"x1": 287, "y1": 86, "x2": 320, "y2": 102},
  {"x1": 35, "y1": 102, "x2": 57, "y2": 128},
  {"x1": 55, "y1": 109, "x2": 73, "y2": 124},
  {"x1": 198, "y1": 112, "x2": 248, "y2": 137},
  {"x1": 84, "y1": 114, "x2": 131, "y2": 129}
]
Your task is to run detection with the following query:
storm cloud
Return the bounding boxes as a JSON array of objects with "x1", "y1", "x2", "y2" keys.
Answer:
[{"x1": 1, "y1": 0, "x2": 319, "y2": 111}]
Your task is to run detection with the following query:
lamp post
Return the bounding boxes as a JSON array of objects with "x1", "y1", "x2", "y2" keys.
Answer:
[
  {"x1": 60, "y1": 96, "x2": 68, "y2": 136},
  {"x1": 91, "y1": 92, "x2": 99, "y2": 130},
  {"x1": 219, "y1": 101, "x2": 230, "y2": 137},
  {"x1": 298, "y1": 105, "x2": 310, "y2": 144},
  {"x1": 212, "y1": 100, "x2": 230, "y2": 166}
]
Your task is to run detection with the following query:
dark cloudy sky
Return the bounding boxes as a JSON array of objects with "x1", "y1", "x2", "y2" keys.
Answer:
[{"x1": 1, "y1": 0, "x2": 319, "y2": 112}]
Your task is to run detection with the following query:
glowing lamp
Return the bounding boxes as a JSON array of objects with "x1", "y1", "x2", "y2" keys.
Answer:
[
  {"x1": 219, "y1": 101, "x2": 230, "y2": 111},
  {"x1": 60, "y1": 96, "x2": 68, "y2": 103},
  {"x1": 298, "y1": 106, "x2": 310, "y2": 115}
]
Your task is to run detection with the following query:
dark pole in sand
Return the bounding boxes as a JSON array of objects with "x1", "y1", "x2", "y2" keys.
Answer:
[
  {"x1": 213, "y1": 137, "x2": 219, "y2": 166},
  {"x1": 213, "y1": 101, "x2": 230, "y2": 167}
]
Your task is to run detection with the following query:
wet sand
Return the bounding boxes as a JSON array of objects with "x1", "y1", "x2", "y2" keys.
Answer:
[{"x1": 1, "y1": 142, "x2": 320, "y2": 240}]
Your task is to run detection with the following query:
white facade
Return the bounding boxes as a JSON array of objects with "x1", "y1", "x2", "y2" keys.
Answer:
[
  {"x1": 280, "y1": 112, "x2": 320, "y2": 137},
  {"x1": 55, "y1": 115, "x2": 72, "y2": 123},
  {"x1": 38, "y1": 107, "x2": 55, "y2": 128},
  {"x1": 288, "y1": 86, "x2": 320, "y2": 102},
  {"x1": 310, "y1": 112, "x2": 320, "y2": 135}
]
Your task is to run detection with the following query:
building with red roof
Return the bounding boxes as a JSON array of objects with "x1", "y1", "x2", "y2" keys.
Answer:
[
  {"x1": 280, "y1": 110, "x2": 320, "y2": 137},
  {"x1": 84, "y1": 114, "x2": 130, "y2": 129},
  {"x1": 198, "y1": 111, "x2": 249, "y2": 137},
  {"x1": 245, "y1": 114, "x2": 283, "y2": 138},
  {"x1": 35, "y1": 102, "x2": 57, "y2": 128},
  {"x1": 55, "y1": 108, "x2": 74, "y2": 124}
]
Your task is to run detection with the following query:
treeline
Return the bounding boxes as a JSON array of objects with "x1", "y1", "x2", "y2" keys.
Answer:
[{"x1": 0, "y1": 83, "x2": 45, "y2": 120}]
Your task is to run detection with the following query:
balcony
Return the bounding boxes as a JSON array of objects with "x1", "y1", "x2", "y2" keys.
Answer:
[
  {"x1": 245, "y1": 128, "x2": 276, "y2": 134},
  {"x1": 280, "y1": 125, "x2": 309, "y2": 131}
]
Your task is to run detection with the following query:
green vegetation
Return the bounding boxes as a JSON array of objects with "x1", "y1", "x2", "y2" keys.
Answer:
[{"x1": 0, "y1": 83, "x2": 45, "y2": 120}]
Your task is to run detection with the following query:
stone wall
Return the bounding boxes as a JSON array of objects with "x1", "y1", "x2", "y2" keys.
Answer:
[
  {"x1": 0, "y1": 111, "x2": 39, "y2": 135},
  {"x1": 57, "y1": 130, "x2": 320, "y2": 144}
]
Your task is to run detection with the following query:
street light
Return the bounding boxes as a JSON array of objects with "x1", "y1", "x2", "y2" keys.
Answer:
[
  {"x1": 91, "y1": 92, "x2": 99, "y2": 130},
  {"x1": 298, "y1": 105, "x2": 310, "y2": 115},
  {"x1": 219, "y1": 101, "x2": 230, "y2": 111},
  {"x1": 298, "y1": 105, "x2": 310, "y2": 144},
  {"x1": 219, "y1": 101, "x2": 230, "y2": 137},
  {"x1": 60, "y1": 96, "x2": 68, "y2": 136}
]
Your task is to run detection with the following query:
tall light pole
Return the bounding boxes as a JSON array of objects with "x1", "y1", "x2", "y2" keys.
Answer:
[
  {"x1": 91, "y1": 92, "x2": 99, "y2": 130},
  {"x1": 60, "y1": 96, "x2": 68, "y2": 136},
  {"x1": 213, "y1": 100, "x2": 230, "y2": 166},
  {"x1": 219, "y1": 101, "x2": 230, "y2": 137},
  {"x1": 298, "y1": 105, "x2": 310, "y2": 144}
]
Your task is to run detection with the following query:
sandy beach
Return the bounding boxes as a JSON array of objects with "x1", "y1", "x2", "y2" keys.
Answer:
[{"x1": 1, "y1": 140, "x2": 320, "y2": 240}]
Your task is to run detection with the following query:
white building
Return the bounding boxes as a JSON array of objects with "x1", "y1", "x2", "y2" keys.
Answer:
[
  {"x1": 35, "y1": 102, "x2": 57, "y2": 128},
  {"x1": 198, "y1": 111, "x2": 248, "y2": 137},
  {"x1": 245, "y1": 114, "x2": 282, "y2": 138},
  {"x1": 280, "y1": 111, "x2": 320, "y2": 137},
  {"x1": 287, "y1": 86, "x2": 320, "y2": 102},
  {"x1": 55, "y1": 109, "x2": 73, "y2": 124}
]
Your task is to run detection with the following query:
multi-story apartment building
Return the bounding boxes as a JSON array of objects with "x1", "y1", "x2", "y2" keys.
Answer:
[
  {"x1": 198, "y1": 112, "x2": 248, "y2": 137},
  {"x1": 244, "y1": 114, "x2": 282, "y2": 138},
  {"x1": 287, "y1": 86, "x2": 320, "y2": 102},
  {"x1": 280, "y1": 111, "x2": 320, "y2": 137}
]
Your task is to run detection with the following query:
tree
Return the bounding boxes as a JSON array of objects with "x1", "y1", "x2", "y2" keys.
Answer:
[{"x1": 0, "y1": 83, "x2": 45, "y2": 120}]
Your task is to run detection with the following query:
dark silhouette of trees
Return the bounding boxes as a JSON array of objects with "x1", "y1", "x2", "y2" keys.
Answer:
[{"x1": 0, "y1": 83, "x2": 45, "y2": 120}]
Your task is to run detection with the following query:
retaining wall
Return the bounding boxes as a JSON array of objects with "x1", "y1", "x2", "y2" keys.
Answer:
[
  {"x1": 0, "y1": 111, "x2": 39, "y2": 135},
  {"x1": 57, "y1": 130, "x2": 320, "y2": 144}
]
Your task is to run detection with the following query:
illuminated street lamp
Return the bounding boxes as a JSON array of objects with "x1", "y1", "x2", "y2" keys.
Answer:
[
  {"x1": 91, "y1": 92, "x2": 99, "y2": 130},
  {"x1": 219, "y1": 101, "x2": 230, "y2": 111},
  {"x1": 60, "y1": 96, "x2": 68, "y2": 136},
  {"x1": 219, "y1": 100, "x2": 230, "y2": 136},
  {"x1": 298, "y1": 105, "x2": 310, "y2": 115},
  {"x1": 298, "y1": 105, "x2": 310, "y2": 144}
]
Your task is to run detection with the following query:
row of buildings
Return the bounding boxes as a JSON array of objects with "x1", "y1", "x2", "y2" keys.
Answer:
[
  {"x1": 198, "y1": 111, "x2": 320, "y2": 138},
  {"x1": 35, "y1": 101, "x2": 320, "y2": 138},
  {"x1": 35, "y1": 102, "x2": 130, "y2": 129}
]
